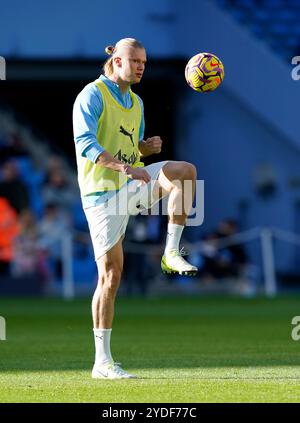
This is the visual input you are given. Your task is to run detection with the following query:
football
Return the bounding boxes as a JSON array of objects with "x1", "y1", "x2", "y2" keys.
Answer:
[{"x1": 185, "y1": 52, "x2": 224, "y2": 92}]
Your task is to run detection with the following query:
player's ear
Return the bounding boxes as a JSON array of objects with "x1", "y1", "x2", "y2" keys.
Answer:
[{"x1": 114, "y1": 57, "x2": 122, "y2": 68}]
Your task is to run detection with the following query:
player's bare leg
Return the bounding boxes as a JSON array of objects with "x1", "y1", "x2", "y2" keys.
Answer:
[
  {"x1": 91, "y1": 238, "x2": 136, "y2": 379},
  {"x1": 92, "y1": 238, "x2": 123, "y2": 329},
  {"x1": 153, "y1": 161, "x2": 198, "y2": 276}
]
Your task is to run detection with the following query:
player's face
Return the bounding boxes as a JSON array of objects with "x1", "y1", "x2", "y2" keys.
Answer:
[{"x1": 118, "y1": 48, "x2": 147, "y2": 84}]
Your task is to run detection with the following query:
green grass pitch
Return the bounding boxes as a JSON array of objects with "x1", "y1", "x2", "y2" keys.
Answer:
[{"x1": 0, "y1": 295, "x2": 300, "y2": 402}]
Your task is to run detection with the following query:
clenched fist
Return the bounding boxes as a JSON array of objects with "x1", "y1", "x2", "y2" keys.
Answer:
[{"x1": 139, "y1": 136, "x2": 162, "y2": 157}]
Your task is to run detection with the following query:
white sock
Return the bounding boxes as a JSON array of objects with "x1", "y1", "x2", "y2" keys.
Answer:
[
  {"x1": 164, "y1": 223, "x2": 184, "y2": 255},
  {"x1": 93, "y1": 328, "x2": 113, "y2": 366}
]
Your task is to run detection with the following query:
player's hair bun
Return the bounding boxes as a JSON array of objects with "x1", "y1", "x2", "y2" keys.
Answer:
[{"x1": 105, "y1": 45, "x2": 115, "y2": 55}]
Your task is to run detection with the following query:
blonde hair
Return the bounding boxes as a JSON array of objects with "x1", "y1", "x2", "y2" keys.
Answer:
[{"x1": 103, "y1": 38, "x2": 145, "y2": 77}]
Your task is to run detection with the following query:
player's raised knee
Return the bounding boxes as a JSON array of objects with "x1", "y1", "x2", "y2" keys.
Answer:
[{"x1": 181, "y1": 161, "x2": 197, "y2": 180}]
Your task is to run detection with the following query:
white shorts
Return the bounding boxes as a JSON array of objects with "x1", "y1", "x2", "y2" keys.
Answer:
[{"x1": 84, "y1": 160, "x2": 169, "y2": 260}]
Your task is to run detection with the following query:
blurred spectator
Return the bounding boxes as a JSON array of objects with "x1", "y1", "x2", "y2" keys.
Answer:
[
  {"x1": 42, "y1": 169, "x2": 77, "y2": 219},
  {"x1": 216, "y1": 218, "x2": 248, "y2": 275},
  {"x1": 216, "y1": 219, "x2": 259, "y2": 295},
  {"x1": 124, "y1": 214, "x2": 152, "y2": 296},
  {"x1": 0, "y1": 159, "x2": 30, "y2": 214},
  {"x1": 199, "y1": 219, "x2": 249, "y2": 280},
  {"x1": 0, "y1": 197, "x2": 20, "y2": 275},
  {"x1": 0, "y1": 130, "x2": 29, "y2": 164},
  {"x1": 11, "y1": 209, "x2": 48, "y2": 282},
  {"x1": 38, "y1": 203, "x2": 71, "y2": 282},
  {"x1": 45, "y1": 155, "x2": 65, "y2": 175},
  {"x1": 199, "y1": 232, "x2": 228, "y2": 280},
  {"x1": 196, "y1": 218, "x2": 260, "y2": 296}
]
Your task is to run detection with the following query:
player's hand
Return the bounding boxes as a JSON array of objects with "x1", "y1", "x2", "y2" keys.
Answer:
[
  {"x1": 125, "y1": 166, "x2": 151, "y2": 184},
  {"x1": 143, "y1": 136, "x2": 162, "y2": 155}
]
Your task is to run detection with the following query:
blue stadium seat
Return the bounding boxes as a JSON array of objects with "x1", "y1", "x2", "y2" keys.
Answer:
[
  {"x1": 14, "y1": 156, "x2": 45, "y2": 217},
  {"x1": 14, "y1": 156, "x2": 44, "y2": 186},
  {"x1": 14, "y1": 156, "x2": 32, "y2": 178}
]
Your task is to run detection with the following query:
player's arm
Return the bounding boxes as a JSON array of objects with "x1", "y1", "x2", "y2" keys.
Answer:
[
  {"x1": 96, "y1": 151, "x2": 151, "y2": 183},
  {"x1": 73, "y1": 84, "x2": 105, "y2": 163}
]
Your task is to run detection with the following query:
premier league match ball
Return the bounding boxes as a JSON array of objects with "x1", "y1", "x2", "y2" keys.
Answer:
[{"x1": 185, "y1": 52, "x2": 224, "y2": 93}]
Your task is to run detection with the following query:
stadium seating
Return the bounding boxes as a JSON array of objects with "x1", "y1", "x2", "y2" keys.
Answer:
[
  {"x1": 215, "y1": 0, "x2": 300, "y2": 60},
  {"x1": 0, "y1": 108, "x2": 97, "y2": 290},
  {"x1": 13, "y1": 156, "x2": 45, "y2": 217}
]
